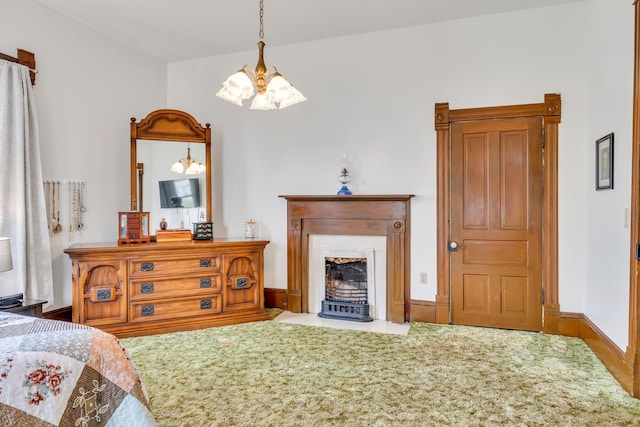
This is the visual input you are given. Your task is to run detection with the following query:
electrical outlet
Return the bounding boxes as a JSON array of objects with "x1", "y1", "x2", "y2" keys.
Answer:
[{"x1": 419, "y1": 272, "x2": 428, "y2": 284}]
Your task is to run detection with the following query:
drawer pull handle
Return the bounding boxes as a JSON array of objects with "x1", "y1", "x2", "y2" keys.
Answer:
[
  {"x1": 236, "y1": 277, "x2": 248, "y2": 289},
  {"x1": 200, "y1": 299, "x2": 212, "y2": 310},
  {"x1": 200, "y1": 278, "x2": 212, "y2": 288},
  {"x1": 141, "y1": 262, "x2": 154, "y2": 272},
  {"x1": 141, "y1": 305, "x2": 154, "y2": 316},
  {"x1": 141, "y1": 283, "x2": 154, "y2": 294},
  {"x1": 96, "y1": 289, "x2": 113, "y2": 301},
  {"x1": 91, "y1": 287, "x2": 116, "y2": 302},
  {"x1": 200, "y1": 259, "x2": 212, "y2": 268}
]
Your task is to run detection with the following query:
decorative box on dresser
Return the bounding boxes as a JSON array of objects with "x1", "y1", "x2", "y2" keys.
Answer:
[{"x1": 64, "y1": 238, "x2": 270, "y2": 337}]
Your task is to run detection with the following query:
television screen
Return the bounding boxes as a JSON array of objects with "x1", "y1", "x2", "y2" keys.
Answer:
[{"x1": 159, "y1": 178, "x2": 201, "y2": 208}]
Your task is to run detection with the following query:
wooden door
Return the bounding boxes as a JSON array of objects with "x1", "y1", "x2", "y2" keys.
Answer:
[{"x1": 450, "y1": 117, "x2": 543, "y2": 331}]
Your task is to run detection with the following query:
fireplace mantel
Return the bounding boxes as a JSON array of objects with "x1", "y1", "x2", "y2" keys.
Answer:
[{"x1": 280, "y1": 194, "x2": 413, "y2": 323}]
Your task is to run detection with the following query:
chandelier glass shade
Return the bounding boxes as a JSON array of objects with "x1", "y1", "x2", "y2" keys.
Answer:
[
  {"x1": 170, "y1": 145, "x2": 205, "y2": 175},
  {"x1": 216, "y1": 0, "x2": 306, "y2": 110}
]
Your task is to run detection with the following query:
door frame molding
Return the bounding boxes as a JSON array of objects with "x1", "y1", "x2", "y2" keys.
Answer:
[
  {"x1": 434, "y1": 94, "x2": 562, "y2": 333},
  {"x1": 627, "y1": 0, "x2": 640, "y2": 398}
]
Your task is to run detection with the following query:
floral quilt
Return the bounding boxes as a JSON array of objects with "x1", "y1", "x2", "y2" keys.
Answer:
[{"x1": 0, "y1": 312, "x2": 157, "y2": 426}]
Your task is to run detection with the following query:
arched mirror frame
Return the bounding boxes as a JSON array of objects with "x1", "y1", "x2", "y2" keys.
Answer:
[{"x1": 130, "y1": 109, "x2": 212, "y2": 223}]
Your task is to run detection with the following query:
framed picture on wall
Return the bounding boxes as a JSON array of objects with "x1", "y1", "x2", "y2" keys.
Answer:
[{"x1": 596, "y1": 133, "x2": 614, "y2": 190}]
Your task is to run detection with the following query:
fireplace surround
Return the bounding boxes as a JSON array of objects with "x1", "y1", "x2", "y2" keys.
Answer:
[{"x1": 280, "y1": 195, "x2": 413, "y2": 323}]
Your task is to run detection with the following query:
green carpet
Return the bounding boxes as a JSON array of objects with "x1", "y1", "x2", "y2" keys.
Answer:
[{"x1": 121, "y1": 315, "x2": 640, "y2": 426}]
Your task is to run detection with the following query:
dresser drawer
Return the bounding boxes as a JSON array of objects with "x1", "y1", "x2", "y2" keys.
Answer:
[
  {"x1": 130, "y1": 275, "x2": 222, "y2": 300},
  {"x1": 129, "y1": 256, "x2": 221, "y2": 277},
  {"x1": 130, "y1": 295, "x2": 222, "y2": 323}
]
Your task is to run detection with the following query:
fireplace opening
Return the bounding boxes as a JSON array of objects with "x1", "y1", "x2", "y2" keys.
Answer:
[{"x1": 319, "y1": 256, "x2": 373, "y2": 322}]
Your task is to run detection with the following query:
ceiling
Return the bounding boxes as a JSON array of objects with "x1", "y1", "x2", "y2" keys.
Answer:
[{"x1": 34, "y1": 0, "x2": 583, "y2": 62}]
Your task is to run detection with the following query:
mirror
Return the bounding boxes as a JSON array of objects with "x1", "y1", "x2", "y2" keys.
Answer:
[
  {"x1": 137, "y1": 142, "x2": 207, "y2": 232},
  {"x1": 130, "y1": 109, "x2": 212, "y2": 234}
]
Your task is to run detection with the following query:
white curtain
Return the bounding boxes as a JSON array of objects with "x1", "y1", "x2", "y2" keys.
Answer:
[{"x1": 0, "y1": 59, "x2": 53, "y2": 306}]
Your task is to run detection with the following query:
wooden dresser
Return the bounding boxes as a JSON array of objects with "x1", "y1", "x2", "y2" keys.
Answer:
[{"x1": 64, "y1": 239, "x2": 270, "y2": 337}]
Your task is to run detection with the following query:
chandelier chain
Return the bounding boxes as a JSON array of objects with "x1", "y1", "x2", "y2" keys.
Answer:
[{"x1": 259, "y1": 0, "x2": 264, "y2": 40}]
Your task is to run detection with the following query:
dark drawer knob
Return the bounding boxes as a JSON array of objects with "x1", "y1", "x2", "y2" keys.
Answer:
[
  {"x1": 200, "y1": 299, "x2": 212, "y2": 310},
  {"x1": 200, "y1": 278, "x2": 212, "y2": 288},
  {"x1": 141, "y1": 283, "x2": 154, "y2": 294},
  {"x1": 141, "y1": 263, "x2": 154, "y2": 272},
  {"x1": 141, "y1": 305, "x2": 154, "y2": 316},
  {"x1": 96, "y1": 289, "x2": 113, "y2": 301},
  {"x1": 200, "y1": 259, "x2": 212, "y2": 268}
]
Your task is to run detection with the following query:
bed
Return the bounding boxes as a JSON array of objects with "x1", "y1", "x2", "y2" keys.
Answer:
[{"x1": 0, "y1": 311, "x2": 157, "y2": 426}]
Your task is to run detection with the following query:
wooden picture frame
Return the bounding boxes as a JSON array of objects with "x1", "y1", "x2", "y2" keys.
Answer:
[{"x1": 596, "y1": 133, "x2": 614, "y2": 190}]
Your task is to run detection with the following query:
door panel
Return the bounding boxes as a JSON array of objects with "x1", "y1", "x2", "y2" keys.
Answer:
[
  {"x1": 462, "y1": 133, "x2": 490, "y2": 230},
  {"x1": 501, "y1": 132, "x2": 528, "y2": 229},
  {"x1": 450, "y1": 117, "x2": 542, "y2": 331}
]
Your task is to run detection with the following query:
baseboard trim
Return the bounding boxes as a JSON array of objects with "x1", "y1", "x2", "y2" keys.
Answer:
[
  {"x1": 558, "y1": 311, "x2": 582, "y2": 337},
  {"x1": 576, "y1": 313, "x2": 632, "y2": 395},
  {"x1": 409, "y1": 299, "x2": 436, "y2": 323},
  {"x1": 43, "y1": 305, "x2": 72, "y2": 322},
  {"x1": 264, "y1": 288, "x2": 287, "y2": 310}
]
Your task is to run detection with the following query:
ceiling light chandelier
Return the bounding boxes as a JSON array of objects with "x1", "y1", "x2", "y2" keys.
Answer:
[
  {"x1": 216, "y1": 0, "x2": 306, "y2": 110},
  {"x1": 170, "y1": 144, "x2": 205, "y2": 175}
]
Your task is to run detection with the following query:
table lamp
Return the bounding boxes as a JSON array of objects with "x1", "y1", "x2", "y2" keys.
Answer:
[
  {"x1": 0, "y1": 237, "x2": 22, "y2": 308},
  {"x1": 0, "y1": 237, "x2": 13, "y2": 273}
]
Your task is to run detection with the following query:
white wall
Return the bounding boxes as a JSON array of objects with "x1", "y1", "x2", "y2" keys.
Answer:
[
  {"x1": 1, "y1": 0, "x2": 167, "y2": 311},
  {"x1": 583, "y1": 0, "x2": 634, "y2": 349},
  {"x1": 165, "y1": 2, "x2": 611, "y2": 336},
  {"x1": 3, "y1": 1, "x2": 633, "y2": 352}
]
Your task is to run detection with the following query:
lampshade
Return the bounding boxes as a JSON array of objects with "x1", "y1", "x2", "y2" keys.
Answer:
[
  {"x1": 0, "y1": 238, "x2": 13, "y2": 273},
  {"x1": 216, "y1": 0, "x2": 306, "y2": 110},
  {"x1": 170, "y1": 145, "x2": 205, "y2": 175}
]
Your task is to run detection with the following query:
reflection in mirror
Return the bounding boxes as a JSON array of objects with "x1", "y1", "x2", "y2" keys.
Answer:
[
  {"x1": 137, "y1": 141, "x2": 207, "y2": 233},
  {"x1": 130, "y1": 109, "x2": 212, "y2": 238}
]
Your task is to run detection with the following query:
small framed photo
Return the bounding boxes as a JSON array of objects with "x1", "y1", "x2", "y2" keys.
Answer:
[{"x1": 595, "y1": 133, "x2": 614, "y2": 190}]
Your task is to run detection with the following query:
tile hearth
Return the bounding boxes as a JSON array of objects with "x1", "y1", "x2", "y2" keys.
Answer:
[{"x1": 273, "y1": 311, "x2": 410, "y2": 335}]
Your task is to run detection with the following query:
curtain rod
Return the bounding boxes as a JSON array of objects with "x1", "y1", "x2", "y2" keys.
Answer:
[
  {"x1": 0, "y1": 49, "x2": 37, "y2": 85},
  {"x1": 0, "y1": 53, "x2": 38, "y2": 74},
  {"x1": 0, "y1": 52, "x2": 18, "y2": 62}
]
